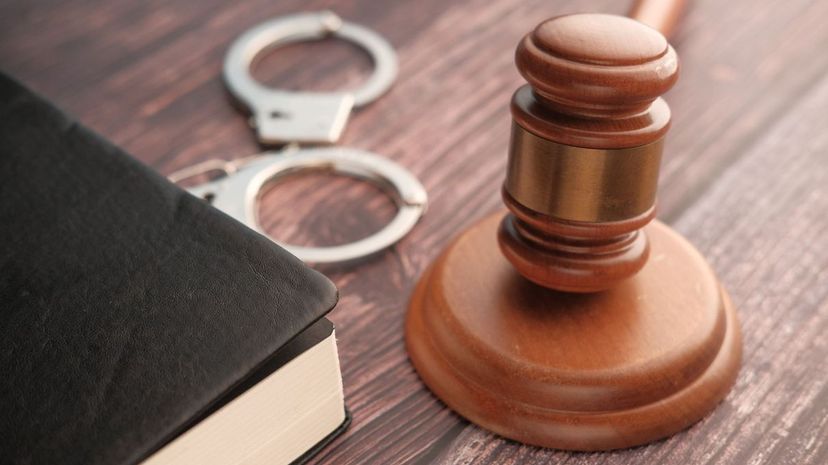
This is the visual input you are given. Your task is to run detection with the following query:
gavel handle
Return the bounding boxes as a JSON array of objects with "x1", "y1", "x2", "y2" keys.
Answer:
[{"x1": 629, "y1": 0, "x2": 687, "y2": 38}]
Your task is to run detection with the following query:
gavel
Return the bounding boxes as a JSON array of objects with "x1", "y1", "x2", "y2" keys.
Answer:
[
  {"x1": 406, "y1": 0, "x2": 742, "y2": 451},
  {"x1": 499, "y1": 12, "x2": 678, "y2": 292}
]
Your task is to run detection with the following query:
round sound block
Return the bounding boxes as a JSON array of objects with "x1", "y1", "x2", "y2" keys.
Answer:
[{"x1": 406, "y1": 212, "x2": 741, "y2": 451}]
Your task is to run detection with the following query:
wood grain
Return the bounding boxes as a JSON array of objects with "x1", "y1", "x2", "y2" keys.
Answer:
[{"x1": 1, "y1": 0, "x2": 827, "y2": 463}]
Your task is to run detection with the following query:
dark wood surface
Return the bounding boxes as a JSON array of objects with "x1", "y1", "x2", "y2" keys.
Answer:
[{"x1": 2, "y1": 0, "x2": 826, "y2": 463}]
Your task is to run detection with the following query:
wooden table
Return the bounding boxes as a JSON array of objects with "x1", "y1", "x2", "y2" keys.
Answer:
[{"x1": 2, "y1": 0, "x2": 826, "y2": 463}]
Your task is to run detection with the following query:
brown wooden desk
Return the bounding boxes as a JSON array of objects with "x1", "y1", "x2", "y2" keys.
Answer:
[{"x1": 2, "y1": 0, "x2": 826, "y2": 463}]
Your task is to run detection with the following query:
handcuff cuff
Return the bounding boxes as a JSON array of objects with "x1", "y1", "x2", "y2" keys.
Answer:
[{"x1": 169, "y1": 11, "x2": 427, "y2": 265}]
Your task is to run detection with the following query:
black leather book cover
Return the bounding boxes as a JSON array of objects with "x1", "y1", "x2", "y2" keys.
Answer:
[{"x1": 0, "y1": 73, "x2": 340, "y2": 465}]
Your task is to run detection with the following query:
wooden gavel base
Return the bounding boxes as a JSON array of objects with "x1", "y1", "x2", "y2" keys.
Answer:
[{"x1": 406, "y1": 212, "x2": 741, "y2": 451}]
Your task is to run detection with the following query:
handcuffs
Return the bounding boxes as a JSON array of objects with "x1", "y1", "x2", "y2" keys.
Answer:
[{"x1": 170, "y1": 11, "x2": 427, "y2": 265}]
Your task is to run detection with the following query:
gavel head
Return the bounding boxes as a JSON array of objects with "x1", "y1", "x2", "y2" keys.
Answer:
[{"x1": 498, "y1": 13, "x2": 679, "y2": 292}]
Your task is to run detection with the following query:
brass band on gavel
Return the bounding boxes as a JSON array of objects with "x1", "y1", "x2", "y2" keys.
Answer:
[{"x1": 504, "y1": 123, "x2": 663, "y2": 224}]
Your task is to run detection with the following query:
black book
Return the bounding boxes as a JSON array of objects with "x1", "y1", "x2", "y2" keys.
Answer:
[{"x1": 0, "y1": 73, "x2": 349, "y2": 465}]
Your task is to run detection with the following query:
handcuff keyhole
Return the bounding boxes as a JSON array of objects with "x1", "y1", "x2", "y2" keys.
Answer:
[{"x1": 269, "y1": 111, "x2": 288, "y2": 119}]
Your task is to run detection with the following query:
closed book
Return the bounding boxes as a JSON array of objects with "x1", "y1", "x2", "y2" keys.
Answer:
[{"x1": 0, "y1": 73, "x2": 349, "y2": 465}]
